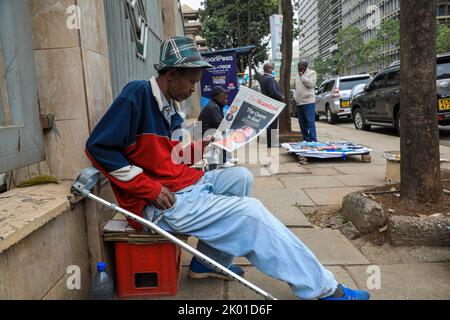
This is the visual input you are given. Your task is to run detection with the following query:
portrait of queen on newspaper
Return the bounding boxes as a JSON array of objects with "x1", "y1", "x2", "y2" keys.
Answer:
[
  {"x1": 214, "y1": 126, "x2": 256, "y2": 150},
  {"x1": 213, "y1": 86, "x2": 285, "y2": 153}
]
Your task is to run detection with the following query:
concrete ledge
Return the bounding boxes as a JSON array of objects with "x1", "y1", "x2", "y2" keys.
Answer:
[
  {"x1": 342, "y1": 192, "x2": 386, "y2": 233},
  {"x1": 342, "y1": 191, "x2": 450, "y2": 247},
  {"x1": 0, "y1": 182, "x2": 72, "y2": 254},
  {"x1": 388, "y1": 215, "x2": 450, "y2": 247}
]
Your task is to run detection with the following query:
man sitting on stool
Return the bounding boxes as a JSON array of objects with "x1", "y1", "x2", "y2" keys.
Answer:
[{"x1": 198, "y1": 86, "x2": 235, "y2": 167}]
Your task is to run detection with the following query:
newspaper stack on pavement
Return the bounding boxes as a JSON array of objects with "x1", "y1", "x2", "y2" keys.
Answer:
[
  {"x1": 282, "y1": 141, "x2": 372, "y2": 159},
  {"x1": 212, "y1": 86, "x2": 285, "y2": 152}
]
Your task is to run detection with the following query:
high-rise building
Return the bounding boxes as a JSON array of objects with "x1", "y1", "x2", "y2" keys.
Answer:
[
  {"x1": 437, "y1": 0, "x2": 450, "y2": 26},
  {"x1": 318, "y1": 0, "x2": 342, "y2": 61},
  {"x1": 182, "y1": 4, "x2": 207, "y2": 52},
  {"x1": 342, "y1": 0, "x2": 450, "y2": 74},
  {"x1": 298, "y1": 0, "x2": 320, "y2": 67}
]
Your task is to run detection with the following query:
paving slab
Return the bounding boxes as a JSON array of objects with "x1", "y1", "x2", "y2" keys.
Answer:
[
  {"x1": 279, "y1": 176, "x2": 345, "y2": 189},
  {"x1": 252, "y1": 176, "x2": 285, "y2": 189},
  {"x1": 252, "y1": 187, "x2": 314, "y2": 223},
  {"x1": 282, "y1": 162, "x2": 311, "y2": 174},
  {"x1": 326, "y1": 266, "x2": 359, "y2": 289},
  {"x1": 245, "y1": 164, "x2": 296, "y2": 177},
  {"x1": 360, "y1": 244, "x2": 450, "y2": 265},
  {"x1": 334, "y1": 165, "x2": 386, "y2": 175},
  {"x1": 264, "y1": 204, "x2": 311, "y2": 227},
  {"x1": 227, "y1": 266, "x2": 358, "y2": 300},
  {"x1": 334, "y1": 175, "x2": 386, "y2": 187},
  {"x1": 290, "y1": 228, "x2": 370, "y2": 266},
  {"x1": 244, "y1": 165, "x2": 277, "y2": 177},
  {"x1": 270, "y1": 164, "x2": 291, "y2": 175},
  {"x1": 305, "y1": 158, "x2": 371, "y2": 168},
  {"x1": 308, "y1": 167, "x2": 343, "y2": 176},
  {"x1": 227, "y1": 266, "x2": 297, "y2": 300},
  {"x1": 346, "y1": 263, "x2": 450, "y2": 300},
  {"x1": 253, "y1": 186, "x2": 315, "y2": 208},
  {"x1": 148, "y1": 267, "x2": 225, "y2": 300},
  {"x1": 304, "y1": 187, "x2": 365, "y2": 206}
]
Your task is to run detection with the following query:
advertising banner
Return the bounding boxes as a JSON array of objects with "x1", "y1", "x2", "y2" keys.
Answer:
[{"x1": 200, "y1": 51, "x2": 238, "y2": 107}]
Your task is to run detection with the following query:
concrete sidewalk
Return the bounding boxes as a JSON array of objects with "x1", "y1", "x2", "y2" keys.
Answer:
[{"x1": 151, "y1": 121, "x2": 450, "y2": 300}]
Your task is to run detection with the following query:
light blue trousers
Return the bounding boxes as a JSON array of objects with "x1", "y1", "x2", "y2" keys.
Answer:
[{"x1": 152, "y1": 167, "x2": 338, "y2": 299}]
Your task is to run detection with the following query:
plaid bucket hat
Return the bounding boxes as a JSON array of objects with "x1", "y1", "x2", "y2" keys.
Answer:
[{"x1": 154, "y1": 36, "x2": 213, "y2": 71}]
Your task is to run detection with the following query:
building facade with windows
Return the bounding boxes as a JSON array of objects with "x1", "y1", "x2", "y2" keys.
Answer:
[
  {"x1": 317, "y1": 0, "x2": 342, "y2": 61},
  {"x1": 342, "y1": 0, "x2": 450, "y2": 74},
  {"x1": 0, "y1": 0, "x2": 186, "y2": 299},
  {"x1": 437, "y1": 0, "x2": 450, "y2": 26},
  {"x1": 298, "y1": 0, "x2": 320, "y2": 67}
]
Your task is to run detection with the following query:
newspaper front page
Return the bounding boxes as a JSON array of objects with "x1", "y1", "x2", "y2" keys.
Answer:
[{"x1": 212, "y1": 86, "x2": 286, "y2": 152}]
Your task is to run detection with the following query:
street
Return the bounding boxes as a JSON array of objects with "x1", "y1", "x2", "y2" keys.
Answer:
[{"x1": 331, "y1": 117, "x2": 450, "y2": 147}]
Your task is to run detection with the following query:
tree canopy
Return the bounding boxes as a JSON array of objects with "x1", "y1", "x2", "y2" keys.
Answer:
[
  {"x1": 313, "y1": 18, "x2": 450, "y2": 83},
  {"x1": 199, "y1": 0, "x2": 278, "y2": 71}
]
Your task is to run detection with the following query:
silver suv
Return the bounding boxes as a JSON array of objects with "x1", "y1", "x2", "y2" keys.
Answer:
[{"x1": 316, "y1": 74, "x2": 372, "y2": 124}]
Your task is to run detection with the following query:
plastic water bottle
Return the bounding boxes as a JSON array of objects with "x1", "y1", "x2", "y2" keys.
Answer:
[{"x1": 90, "y1": 262, "x2": 114, "y2": 300}]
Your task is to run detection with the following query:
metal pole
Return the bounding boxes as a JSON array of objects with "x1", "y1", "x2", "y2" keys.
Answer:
[{"x1": 85, "y1": 192, "x2": 277, "y2": 300}]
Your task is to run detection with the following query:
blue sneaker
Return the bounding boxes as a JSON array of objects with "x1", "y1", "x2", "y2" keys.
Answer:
[
  {"x1": 188, "y1": 257, "x2": 245, "y2": 280},
  {"x1": 319, "y1": 284, "x2": 371, "y2": 300}
]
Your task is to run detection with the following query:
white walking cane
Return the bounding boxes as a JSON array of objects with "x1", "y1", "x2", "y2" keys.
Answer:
[{"x1": 70, "y1": 167, "x2": 277, "y2": 300}]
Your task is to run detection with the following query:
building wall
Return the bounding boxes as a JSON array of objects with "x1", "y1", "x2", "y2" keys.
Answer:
[
  {"x1": 0, "y1": 0, "x2": 187, "y2": 299},
  {"x1": 298, "y1": 0, "x2": 320, "y2": 67},
  {"x1": 437, "y1": 0, "x2": 450, "y2": 26},
  {"x1": 104, "y1": 0, "x2": 164, "y2": 98},
  {"x1": 342, "y1": 0, "x2": 449, "y2": 74},
  {"x1": 162, "y1": 0, "x2": 185, "y2": 39},
  {"x1": 318, "y1": 0, "x2": 342, "y2": 60}
]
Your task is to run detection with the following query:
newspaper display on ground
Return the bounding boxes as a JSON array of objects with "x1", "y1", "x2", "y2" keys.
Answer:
[
  {"x1": 282, "y1": 141, "x2": 372, "y2": 159},
  {"x1": 212, "y1": 86, "x2": 286, "y2": 152}
]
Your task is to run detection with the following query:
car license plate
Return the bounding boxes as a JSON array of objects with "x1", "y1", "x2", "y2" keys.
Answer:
[
  {"x1": 341, "y1": 100, "x2": 350, "y2": 108},
  {"x1": 439, "y1": 98, "x2": 450, "y2": 111}
]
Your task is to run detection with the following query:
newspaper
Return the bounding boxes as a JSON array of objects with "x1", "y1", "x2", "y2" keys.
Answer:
[
  {"x1": 212, "y1": 86, "x2": 286, "y2": 152},
  {"x1": 282, "y1": 141, "x2": 372, "y2": 159}
]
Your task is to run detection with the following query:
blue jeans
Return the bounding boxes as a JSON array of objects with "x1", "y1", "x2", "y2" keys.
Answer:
[
  {"x1": 297, "y1": 103, "x2": 317, "y2": 142},
  {"x1": 151, "y1": 167, "x2": 338, "y2": 299}
]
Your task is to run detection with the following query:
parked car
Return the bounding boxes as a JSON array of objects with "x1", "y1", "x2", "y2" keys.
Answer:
[
  {"x1": 289, "y1": 88, "x2": 320, "y2": 119},
  {"x1": 316, "y1": 74, "x2": 373, "y2": 124},
  {"x1": 289, "y1": 89, "x2": 297, "y2": 117},
  {"x1": 350, "y1": 83, "x2": 367, "y2": 102},
  {"x1": 351, "y1": 52, "x2": 450, "y2": 135}
]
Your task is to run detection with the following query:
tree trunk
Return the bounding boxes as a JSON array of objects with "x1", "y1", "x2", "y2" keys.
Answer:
[
  {"x1": 400, "y1": 0, "x2": 442, "y2": 203},
  {"x1": 247, "y1": 3, "x2": 252, "y2": 88},
  {"x1": 279, "y1": 0, "x2": 293, "y2": 135},
  {"x1": 248, "y1": 54, "x2": 252, "y2": 88}
]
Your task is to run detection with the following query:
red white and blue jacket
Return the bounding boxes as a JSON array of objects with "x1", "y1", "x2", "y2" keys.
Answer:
[{"x1": 86, "y1": 77, "x2": 204, "y2": 231}]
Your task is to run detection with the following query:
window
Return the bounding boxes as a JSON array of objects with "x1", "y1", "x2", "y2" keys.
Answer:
[
  {"x1": 370, "y1": 74, "x2": 386, "y2": 90},
  {"x1": 385, "y1": 71, "x2": 400, "y2": 86},
  {"x1": 437, "y1": 60, "x2": 450, "y2": 80},
  {"x1": 0, "y1": 0, "x2": 44, "y2": 173},
  {"x1": 437, "y1": 5, "x2": 446, "y2": 16},
  {"x1": 324, "y1": 80, "x2": 336, "y2": 92},
  {"x1": 339, "y1": 77, "x2": 372, "y2": 90},
  {"x1": 318, "y1": 83, "x2": 326, "y2": 94},
  {"x1": 124, "y1": 0, "x2": 149, "y2": 60}
]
